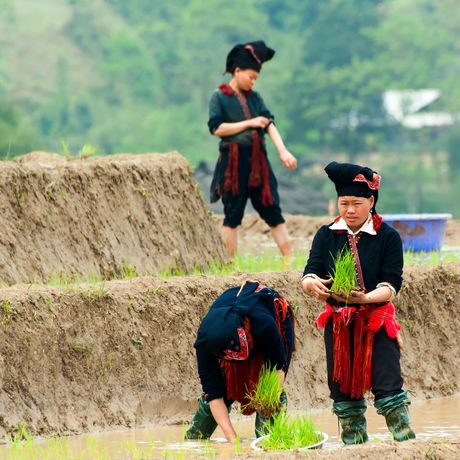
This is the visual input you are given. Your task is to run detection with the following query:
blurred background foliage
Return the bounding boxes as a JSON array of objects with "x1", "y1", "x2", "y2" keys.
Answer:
[{"x1": 0, "y1": 0, "x2": 459, "y2": 215}]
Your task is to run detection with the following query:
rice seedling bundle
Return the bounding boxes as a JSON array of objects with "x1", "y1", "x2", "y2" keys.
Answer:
[
  {"x1": 245, "y1": 364, "x2": 282, "y2": 418},
  {"x1": 330, "y1": 247, "x2": 359, "y2": 296},
  {"x1": 260, "y1": 412, "x2": 323, "y2": 450}
]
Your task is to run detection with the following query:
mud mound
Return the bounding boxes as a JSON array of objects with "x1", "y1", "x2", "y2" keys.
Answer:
[
  {"x1": 0, "y1": 264, "x2": 459, "y2": 437},
  {"x1": 241, "y1": 439, "x2": 460, "y2": 459},
  {"x1": 0, "y1": 152, "x2": 226, "y2": 284}
]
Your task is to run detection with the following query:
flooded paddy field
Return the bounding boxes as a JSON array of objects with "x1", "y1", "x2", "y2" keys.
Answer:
[
  {"x1": 1, "y1": 395, "x2": 459, "y2": 459},
  {"x1": 1, "y1": 154, "x2": 459, "y2": 459}
]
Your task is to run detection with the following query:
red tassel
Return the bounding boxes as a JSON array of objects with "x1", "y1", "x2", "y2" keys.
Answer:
[
  {"x1": 333, "y1": 316, "x2": 351, "y2": 395},
  {"x1": 362, "y1": 331, "x2": 374, "y2": 394},
  {"x1": 372, "y1": 213, "x2": 383, "y2": 231},
  {"x1": 351, "y1": 315, "x2": 365, "y2": 399},
  {"x1": 224, "y1": 143, "x2": 239, "y2": 196},
  {"x1": 248, "y1": 132, "x2": 273, "y2": 206}
]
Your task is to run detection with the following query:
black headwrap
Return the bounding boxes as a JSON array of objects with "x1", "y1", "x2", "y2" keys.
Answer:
[
  {"x1": 325, "y1": 161, "x2": 381, "y2": 214},
  {"x1": 225, "y1": 40, "x2": 275, "y2": 74}
]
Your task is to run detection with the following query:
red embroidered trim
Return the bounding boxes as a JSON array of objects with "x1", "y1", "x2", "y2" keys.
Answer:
[
  {"x1": 224, "y1": 327, "x2": 250, "y2": 361},
  {"x1": 218, "y1": 83, "x2": 253, "y2": 97},
  {"x1": 218, "y1": 83, "x2": 233, "y2": 96},
  {"x1": 353, "y1": 172, "x2": 381, "y2": 190}
]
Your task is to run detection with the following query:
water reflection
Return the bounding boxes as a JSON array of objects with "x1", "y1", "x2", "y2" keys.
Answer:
[{"x1": 1, "y1": 395, "x2": 459, "y2": 459}]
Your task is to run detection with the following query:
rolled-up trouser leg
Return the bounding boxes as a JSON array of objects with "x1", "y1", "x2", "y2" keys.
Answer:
[
  {"x1": 333, "y1": 399, "x2": 369, "y2": 445},
  {"x1": 255, "y1": 389, "x2": 287, "y2": 438},
  {"x1": 185, "y1": 396, "x2": 232, "y2": 440},
  {"x1": 375, "y1": 391, "x2": 416, "y2": 442}
]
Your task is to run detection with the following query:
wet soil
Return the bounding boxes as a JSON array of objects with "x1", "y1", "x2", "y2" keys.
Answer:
[
  {"x1": 0, "y1": 265, "x2": 459, "y2": 440},
  {"x1": 0, "y1": 152, "x2": 459, "y2": 459}
]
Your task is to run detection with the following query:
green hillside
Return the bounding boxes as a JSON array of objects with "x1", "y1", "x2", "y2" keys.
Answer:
[{"x1": 1, "y1": 0, "x2": 460, "y2": 215}]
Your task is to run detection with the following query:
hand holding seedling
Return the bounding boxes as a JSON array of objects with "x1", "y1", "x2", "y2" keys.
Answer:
[{"x1": 301, "y1": 275, "x2": 332, "y2": 301}]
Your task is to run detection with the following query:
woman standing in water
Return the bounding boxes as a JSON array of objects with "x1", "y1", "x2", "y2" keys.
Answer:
[{"x1": 301, "y1": 161, "x2": 416, "y2": 444}]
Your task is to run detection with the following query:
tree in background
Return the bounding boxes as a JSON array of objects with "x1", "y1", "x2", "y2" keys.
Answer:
[{"x1": 0, "y1": 0, "x2": 459, "y2": 215}]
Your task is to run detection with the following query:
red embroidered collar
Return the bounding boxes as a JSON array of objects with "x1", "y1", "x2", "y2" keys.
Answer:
[
  {"x1": 332, "y1": 214, "x2": 382, "y2": 233},
  {"x1": 218, "y1": 83, "x2": 253, "y2": 97}
]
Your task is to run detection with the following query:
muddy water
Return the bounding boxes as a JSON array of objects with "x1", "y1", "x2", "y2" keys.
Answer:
[{"x1": 3, "y1": 395, "x2": 459, "y2": 459}]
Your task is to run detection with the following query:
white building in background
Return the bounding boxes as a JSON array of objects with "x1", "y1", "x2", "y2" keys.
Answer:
[{"x1": 383, "y1": 89, "x2": 457, "y2": 129}]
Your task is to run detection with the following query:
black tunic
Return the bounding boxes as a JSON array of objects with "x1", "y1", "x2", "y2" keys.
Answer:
[
  {"x1": 303, "y1": 221, "x2": 403, "y2": 294},
  {"x1": 195, "y1": 287, "x2": 294, "y2": 402}
]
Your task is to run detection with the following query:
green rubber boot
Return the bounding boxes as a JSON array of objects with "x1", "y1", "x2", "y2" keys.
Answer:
[
  {"x1": 185, "y1": 396, "x2": 231, "y2": 440},
  {"x1": 254, "y1": 389, "x2": 287, "y2": 438},
  {"x1": 333, "y1": 400, "x2": 369, "y2": 445},
  {"x1": 375, "y1": 392, "x2": 415, "y2": 442}
]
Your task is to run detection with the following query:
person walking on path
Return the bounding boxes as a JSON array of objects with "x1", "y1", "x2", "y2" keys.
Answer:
[
  {"x1": 208, "y1": 40, "x2": 297, "y2": 257},
  {"x1": 300, "y1": 161, "x2": 416, "y2": 445},
  {"x1": 185, "y1": 280, "x2": 295, "y2": 442}
]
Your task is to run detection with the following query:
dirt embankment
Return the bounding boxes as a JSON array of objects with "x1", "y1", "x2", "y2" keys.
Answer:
[
  {"x1": 0, "y1": 264, "x2": 459, "y2": 438},
  {"x1": 0, "y1": 152, "x2": 226, "y2": 285}
]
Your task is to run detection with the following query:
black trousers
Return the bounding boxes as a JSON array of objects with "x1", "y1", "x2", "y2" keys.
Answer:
[
  {"x1": 324, "y1": 319, "x2": 404, "y2": 402},
  {"x1": 217, "y1": 145, "x2": 285, "y2": 228}
]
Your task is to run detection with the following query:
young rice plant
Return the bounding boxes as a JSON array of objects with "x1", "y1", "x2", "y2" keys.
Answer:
[
  {"x1": 330, "y1": 247, "x2": 359, "y2": 296},
  {"x1": 260, "y1": 412, "x2": 323, "y2": 450},
  {"x1": 245, "y1": 364, "x2": 282, "y2": 418}
]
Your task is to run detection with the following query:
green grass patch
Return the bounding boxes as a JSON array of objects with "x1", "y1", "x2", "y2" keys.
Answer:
[
  {"x1": 260, "y1": 412, "x2": 323, "y2": 451},
  {"x1": 404, "y1": 250, "x2": 460, "y2": 265},
  {"x1": 329, "y1": 247, "x2": 359, "y2": 295},
  {"x1": 244, "y1": 364, "x2": 282, "y2": 417}
]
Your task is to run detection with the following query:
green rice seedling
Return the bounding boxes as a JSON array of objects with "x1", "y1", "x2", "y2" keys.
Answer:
[
  {"x1": 244, "y1": 364, "x2": 282, "y2": 418},
  {"x1": 260, "y1": 412, "x2": 323, "y2": 451},
  {"x1": 329, "y1": 247, "x2": 359, "y2": 296}
]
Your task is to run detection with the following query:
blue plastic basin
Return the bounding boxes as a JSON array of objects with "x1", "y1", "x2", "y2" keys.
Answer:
[{"x1": 382, "y1": 214, "x2": 452, "y2": 252}]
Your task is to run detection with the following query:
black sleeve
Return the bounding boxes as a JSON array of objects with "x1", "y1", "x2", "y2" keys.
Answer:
[
  {"x1": 196, "y1": 346, "x2": 225, "y2": 402},
  {"x1": 380, "y1": 227, "x2": 404, "y2": 293},
  {"x1": 208, "y1": 91, "x2": 224, "y2": 135},
  {"x1": 303, "y1": 226, "x2": 329, "y2": 278}
]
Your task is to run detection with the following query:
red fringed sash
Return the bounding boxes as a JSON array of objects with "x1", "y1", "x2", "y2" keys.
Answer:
[
  {"x1": 316, "y1": 302, "x2": 400, "y2": 399},
  {"x1": 221, "y1": 297, "x2": 290, "y2": 414},
  {"x1": 219, "y1": 83, "x2": 273, "y2": 206}
]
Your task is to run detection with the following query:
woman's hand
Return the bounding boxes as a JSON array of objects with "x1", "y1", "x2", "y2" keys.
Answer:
[
  {"x1": 250, "y1": 116, "x2": 271, "y2": 129},
  {"x1": 209, "y1": 398, "x2": 237, "y2": 443},
  {"x1": 331, "y1": 285, "x2": 394, "y2": 305},
  {"x1": 278, "y1": 148, "x2": 297, "y2": 170},
  {"x1": 301, "y1": 276, "x2": 332, "y2": 300}
]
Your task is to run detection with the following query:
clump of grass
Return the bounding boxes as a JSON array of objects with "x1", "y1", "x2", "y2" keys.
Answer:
[
  {"x1": 329, "y1": 247, "x2": 359, "y2": 296},
  {"x1": 244, "y1": 364, "x2": 282, "y2": 418},
  {"x1": 260, "y1": 412, "x2": 323, "y2": 450}
]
